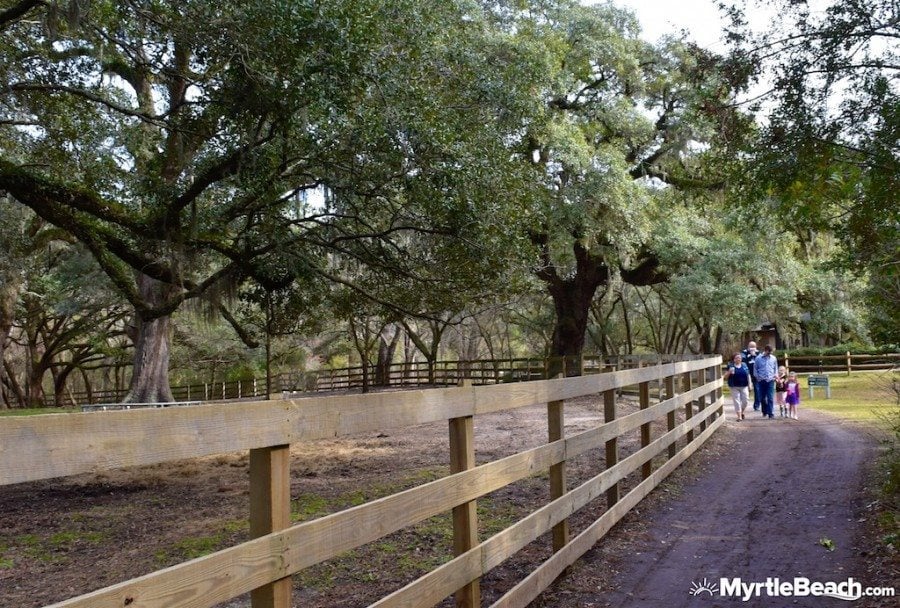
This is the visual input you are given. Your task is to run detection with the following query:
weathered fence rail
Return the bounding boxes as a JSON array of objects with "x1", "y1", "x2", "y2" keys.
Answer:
[
  {"x1": 782, "y1": 352, "x2": 899, "y2": 375},
  {"x1": 1, "y1": 356, "x2": 723, "y2": 608},
  {"x1": 43, "y1": 352, "x2": 898, "y2": 408},
  {"x1": 283, "y1": 354, "x2": 701, "y2": 394}
]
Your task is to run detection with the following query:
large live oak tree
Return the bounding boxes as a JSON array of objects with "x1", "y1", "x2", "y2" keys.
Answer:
[
  {"x1": 497, "y1": 1, "x2": 749, "y2": 359},
  {"x1": 0, "y1": 0, "x2": 531, "y2": 401}
]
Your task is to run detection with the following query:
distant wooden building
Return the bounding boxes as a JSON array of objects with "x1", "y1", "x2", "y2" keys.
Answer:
[{"x1": 743, "y1": 322, "x2": 784, "y2": 351}]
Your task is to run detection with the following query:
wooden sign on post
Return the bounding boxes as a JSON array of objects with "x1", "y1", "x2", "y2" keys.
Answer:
[{"x1": 808, "y1": 374, "x2": 831, "y2": 399}]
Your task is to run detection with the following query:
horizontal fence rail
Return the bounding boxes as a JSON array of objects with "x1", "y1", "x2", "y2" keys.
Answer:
[
  {"x1": 2, "y1": 356, "x2": 725, "y2": 608},
  {"x1": 782, "y1": 352, "x2": 900, "y2": 375},
  {"x1": 42, "y1": 352, "x2": 897, "y2": 409},
  {"x1": 283, "y1": 354, "x2": 707, "y2": 394}
]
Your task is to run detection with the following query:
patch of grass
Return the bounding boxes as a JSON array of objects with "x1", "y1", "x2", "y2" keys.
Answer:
[
  {"x1": 47, "y1": 530, "x2": 105, "y2": 547},
  {"x1": 15, "y1": 534, "x2": 40, "y2": 548},
  {"x1": 801, "y1": 371, "x2": 898, "y2": 429},
  {"x1": 10, "y1": 529, "x2": 104, "y2": 564},
  {"x1": 291, "y1": 493, "x2": 329, "y2": 522},
  {"x1": 478, "y1": 498, "x2": 521, "y2": 537},
  {"x1": 154, "y1": 520, "x2": 247, "y2": 563},
  {"x1": 164, "y1": 536, "x2": 221, "y2": 560},
  {"x1": 340, "y1": 489, "x2": 368, "y2": 508},
  {"x1": 402, "y1": 467, "x2": 446, "y2": 485}
]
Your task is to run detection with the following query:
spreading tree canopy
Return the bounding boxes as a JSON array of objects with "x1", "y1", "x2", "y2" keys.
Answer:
[
  {"x1": 0, "y1": 0, "x2": 533, "y2": 400},
  {"x1": 494, "y1": 0, "x2": 751, "y2": 358},
  {"x1": 723, "y1": 0, "x2": 899, "y2": 342}
]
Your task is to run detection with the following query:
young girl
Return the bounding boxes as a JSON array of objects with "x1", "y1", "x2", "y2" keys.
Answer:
[
  {"x1": 785, "y1": 371, "x2": 801, "y2": 419},
  {"x1": 775, "y1": 365, "x2": 788, "y2": 417}
]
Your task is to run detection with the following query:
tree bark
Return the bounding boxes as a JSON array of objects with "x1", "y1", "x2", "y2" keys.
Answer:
[
  {"x1": 0, "y1": 324, "x2": 10, "y2": 409},
  {"x1": 0, "y1": 277, "x2": 16, "y2": 409},
  {"x1": 375, "y1": 324, "x2": 400, "y2": 387},
  {"x1": 124, "y1": 274, "x2": 176, "y2": 403}
]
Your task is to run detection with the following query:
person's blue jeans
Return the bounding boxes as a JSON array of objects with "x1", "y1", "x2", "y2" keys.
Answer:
[
  {"x1": 757, "y1": 379, "x2": 776, "y2": 417},
  {"x1": 752, "y1": 378, "x2": 761, "y2": 410}
]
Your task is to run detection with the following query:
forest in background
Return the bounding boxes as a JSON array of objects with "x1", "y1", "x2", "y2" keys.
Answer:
[{"x1": 0, "y1": 0, "x2": 896, "y2": 407}]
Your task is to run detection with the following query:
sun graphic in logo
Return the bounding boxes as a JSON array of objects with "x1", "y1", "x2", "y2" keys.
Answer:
[{"x1": 689, "y1": 578, "x2": 719, "y2": 596}]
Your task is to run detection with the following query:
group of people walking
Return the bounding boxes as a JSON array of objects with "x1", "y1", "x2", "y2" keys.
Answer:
[{"x1": 724, "y1": 341, "x2": 801, "y2": 421}]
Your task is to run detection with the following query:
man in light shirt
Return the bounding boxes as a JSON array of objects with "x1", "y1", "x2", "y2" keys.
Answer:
[{"x1": 754, "y1": 345, "x2": 778, "y2": 419}]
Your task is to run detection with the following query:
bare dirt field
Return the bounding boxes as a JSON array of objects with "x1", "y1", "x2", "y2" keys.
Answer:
[{"x1": 0, "y1": 394, "x2": 894, "y2": 608}]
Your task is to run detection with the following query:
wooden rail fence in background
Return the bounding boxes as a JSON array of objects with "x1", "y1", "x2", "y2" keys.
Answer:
[
  {"x1": 46, "y1": 352, "x2": 897, "y2": 408},
  {"x1": 782, "y1": 352, "x2": 900, "y2": 375},
  {"x1": 1, "y1": 356, "x2": 724, "y2": 608}
]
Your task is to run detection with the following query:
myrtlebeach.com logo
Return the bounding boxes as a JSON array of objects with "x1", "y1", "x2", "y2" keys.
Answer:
[{"x1": 689, "y1": 577, "x2": 896, "y2": 602}]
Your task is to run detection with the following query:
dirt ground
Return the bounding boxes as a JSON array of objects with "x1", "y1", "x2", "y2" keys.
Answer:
[{"x1": 0, "y1": 393, "x2": 894, "y2": 607}]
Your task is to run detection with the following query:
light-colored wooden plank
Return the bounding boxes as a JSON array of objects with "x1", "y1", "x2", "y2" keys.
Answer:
[
  {"x1": 249, "y1": 446, "x2": 292, "y2": 608},
  {"x1": 2, "y1": 358, "x2": 722, "y2": 486}
]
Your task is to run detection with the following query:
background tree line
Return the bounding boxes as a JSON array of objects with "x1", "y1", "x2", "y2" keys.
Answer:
[{"x1": 0, "y1": 0, "x2": 895, "y2": 407}]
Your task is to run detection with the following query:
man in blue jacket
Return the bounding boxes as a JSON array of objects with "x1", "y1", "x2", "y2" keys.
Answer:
[{"x1": 754, "y1": 345, "x2": 778, "y2": 419}]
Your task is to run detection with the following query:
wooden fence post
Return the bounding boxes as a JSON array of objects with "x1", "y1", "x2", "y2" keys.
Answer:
[
  {"x1": 547, "y1": 374, "x2": 569, "y2": 554},
  {"x1": 682, "y1": 371, "x2": 693, "y2": 443},
  {"x1": 697, "y1": 369, "x2": 707, "y2": 432},
  {"x1": 665, "y1": 374, "x2": 676, "y2": 459},
  {"x1": 450, "y1": 380, "x2": 480, "y2": 608},
  {"x1": 249, "y1": 445, "x2": 292, "y2": 608},
  {"x1": 603, "y1": 373, "x2": 619, "y2": 508},
  {"x1": 715, "y1": 361, "x2": 724, "y2": 417},
  {"x1": 847, "y1": 351, "x2": 852, "y2": 376},
  {"x1": 639, "y1": 374, "x2": 652, "y2": 480}
]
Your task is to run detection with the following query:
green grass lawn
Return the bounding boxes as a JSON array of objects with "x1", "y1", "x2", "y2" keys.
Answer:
[{"x1": 798, "y1": 371, "x2": 899, "y2": 429}]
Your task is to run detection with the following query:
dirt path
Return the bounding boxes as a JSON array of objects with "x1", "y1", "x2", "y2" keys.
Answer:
[{"x1": 550, "y1": 408, "x2": 882, "y2": 608}]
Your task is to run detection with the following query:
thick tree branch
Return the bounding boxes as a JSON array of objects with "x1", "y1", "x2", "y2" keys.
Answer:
[
  {"x1": 0, "y1": 0, "x2": 43, "y2": 29},
  {"x1": 219, "y1": 305, "x2": 261, "y2": 349}
]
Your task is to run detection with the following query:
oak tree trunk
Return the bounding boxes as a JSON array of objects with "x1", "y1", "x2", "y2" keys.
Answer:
[
  {"x1": 0, "y1": 323, "x2": 10, "y2": 409},
  {"x1": 124, "y1": 275, "x2": 175, "y2": 403},
  {"x1": 0, "y1": 275, "x2": 19, "y2": 409}
]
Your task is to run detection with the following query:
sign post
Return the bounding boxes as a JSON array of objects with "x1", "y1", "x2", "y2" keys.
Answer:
[{"x1": 808, "y1": 374, "x2": 831, "y2": 399}]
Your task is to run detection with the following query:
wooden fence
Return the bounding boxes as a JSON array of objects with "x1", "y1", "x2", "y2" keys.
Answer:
[
  {"x1": 51, "y1": 354, "x2": 694, "y2": 407},
  {"x1": 285, "y1": 354, "x2": 701, "y2": 394},
  {"x1": 1, "y1": 355, "x2": 723, "y2": 608},
  {"x1": 782, "y1": 352, "x2": 900, "y2": 375},
  {"x1": 48, "y1": 352, "x2": 897, "y2": 408},
  {"x1": 57, "y1": 377, "x2": 276, "y2": 407}
]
